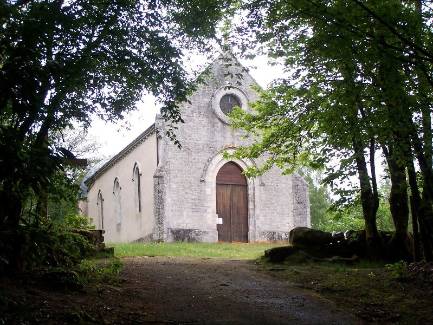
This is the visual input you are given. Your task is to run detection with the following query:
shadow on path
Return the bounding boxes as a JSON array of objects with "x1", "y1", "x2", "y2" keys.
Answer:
[{"x1": 119, "y1": 256, "x2": 359, "y2": 324}]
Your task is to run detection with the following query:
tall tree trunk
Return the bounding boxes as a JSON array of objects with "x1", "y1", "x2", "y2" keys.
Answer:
[
  {"x1": 410, "y1": 129, "x2": 433, "y2": 261},
  {"x1": 341, "y1": 61, "x2": 381, "y2": 257},
  {"x1": 387, "y1": 154, "x2": 409, "y2": 238},
  {"x1": 407, "y1": 160, "x2": 423, "y2": 261},
  {"x1": 369, "y1": 138, "x2": 380, "y2": 214},
  {"x1": 411, "y1": 0, "x2": 433, "y2": 260},
  {"x1": 383, "y1": 145, "x2": 411, "y2": 261},
  {"x1": 353, "y1": 137, "x2": 381, "y2": 256}
]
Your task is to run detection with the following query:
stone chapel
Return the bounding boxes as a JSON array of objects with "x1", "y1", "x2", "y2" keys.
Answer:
[{"x1": 81, "y1": 53, "x2": 311, "y2": 243}]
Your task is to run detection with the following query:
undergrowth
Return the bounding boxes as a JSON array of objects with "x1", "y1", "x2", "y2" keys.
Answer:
[
  {"x1": 77, "y1": 258, "x2": 123, "y2": 285},
  {"x1": 260, "y1": 257, "x2": 433, "y2": 323},
  {"x1": 0, "y1": 223, "x2": 95, "y2": 274}
]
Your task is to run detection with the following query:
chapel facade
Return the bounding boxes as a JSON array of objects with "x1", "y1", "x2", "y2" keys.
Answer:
[{"x1": 82, "y1": 54, "x2": 310, "y2": 243}]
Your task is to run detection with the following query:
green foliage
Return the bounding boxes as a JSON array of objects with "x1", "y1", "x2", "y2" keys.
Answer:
[
  {"x1": 303, "y1": 171, "x2": 332, "y2": 229},
  {"x1": 77, "y1": 258, "x2": 123, "y2": 285},
  {"x1": 46, "y1": 170, "x2": 81, "y2": 222},
  {"x1": 46, "y1": 127, "x2": 103, "y2": 224},
  {"x1": 0, "y1": 223, "x2": 95, "y2": 274},
  {"x1": 0, "y1": 0, "x2": 232, "y2": 228},
  {"x1": 314, "y1": 198, "x2": 394, "y2": 233},
  {"x1": 61, "y1": 215, "x2": 95, "y2": 230},
  {"x1": 21, "y1": 225, "x2": 94, "y2": 269},
  {"x1": 315, "y1": 207, "x2": 365, "y2": 233},
  {"x1": 227, "y1": 1, "x2": 433, "y2": 258},
  {"x1": 385, "y1": 261, "x2": 409, "y2": 280},
  {"x1": 305, "y1": 169, "x2": 394, "y2": 232}
]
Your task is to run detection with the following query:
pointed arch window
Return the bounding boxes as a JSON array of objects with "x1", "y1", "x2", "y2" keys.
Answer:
[
  {"x1": 97, "y1": 190, "x2": 104, "y2": 229},
  {"x1": 113, "y1": 178, "x2": 122, "y2": 225},
  {"x1": 132, "y1": 163, "x2": 142, "y2": 213}
]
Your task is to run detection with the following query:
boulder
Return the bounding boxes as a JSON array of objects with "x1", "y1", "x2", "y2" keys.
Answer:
[
  {"x1": 264, "y1": 246, "x2": 300, "y2": 263},
  {"x1": 288, "y1": 227, "x2": 356, "y2": 258},
  {"x1": 289, "y1": 227, "x2": 333, "y2": 247}
]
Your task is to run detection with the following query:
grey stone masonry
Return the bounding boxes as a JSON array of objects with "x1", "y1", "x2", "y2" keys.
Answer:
[{"x1": 154, "y1": 53, "x2": 310, "y2": 242}]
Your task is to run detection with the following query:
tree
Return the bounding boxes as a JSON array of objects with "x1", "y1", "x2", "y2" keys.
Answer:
[
  {"x1": 304, "y1": 171, "x2": 332, "y2": 229},
  {"x1": 228, "y1": 0, "x2": 433, "y2": 260},
  {"x1": 0, "y1": 0, "x2": 231, "y2": 229},
  {"x1": 46, "y1": 127, "x2": 102, "y2": 223}
]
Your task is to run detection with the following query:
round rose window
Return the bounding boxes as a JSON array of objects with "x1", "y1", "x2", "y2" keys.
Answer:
[{"x1": 219, "y1": 94, "x2": 242, "y2": 115}]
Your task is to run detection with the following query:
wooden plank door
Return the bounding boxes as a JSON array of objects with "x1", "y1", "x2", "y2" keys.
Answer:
[
  {"x1": 216, "y1": 162, "x2": 248, "y2": 242},
  {"x1": 216, "y1": 184, "x2": 232, "y2": 242},
  {"x1": 230, "y1": 184, "x2": 248, "y2": 242}
]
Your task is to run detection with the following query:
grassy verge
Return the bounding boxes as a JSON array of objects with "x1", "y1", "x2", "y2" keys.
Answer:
[
  {"x1": 260, "y1": 257, "x2": 433, "y2": 324},
  {"x1": 111, "y1": 242, "x2": 285, "y2": 260},
  {"x1": 77, "y1": 257, "x2": 123, "y2": 285}
]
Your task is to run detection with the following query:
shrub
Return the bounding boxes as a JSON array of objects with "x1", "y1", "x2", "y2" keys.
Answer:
[
  {"x1": 61, "y1": 214, "x2": 95, "y2": 230},
  {"x1": 0, "y1": 223, "x2": 95, "y2": 274},
  {"x1": 78, "y1": 258, "x2": 123, "y2": 285},
  {"x1": 386, "y1": 261, "x2": 409, "y2": 280}
]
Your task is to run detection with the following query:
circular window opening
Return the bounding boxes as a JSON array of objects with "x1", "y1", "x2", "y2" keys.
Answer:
[{"x1": 219, "y1": 94, "x2": 242, "y2": 115}]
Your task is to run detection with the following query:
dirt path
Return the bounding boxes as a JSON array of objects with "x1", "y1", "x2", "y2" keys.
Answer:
[
  {"x1": 116, "y1": 256, "x2": 358, "y2": 324},
  {"x1": 2, "y1": 256, "x2": 360, "y2": 324}
]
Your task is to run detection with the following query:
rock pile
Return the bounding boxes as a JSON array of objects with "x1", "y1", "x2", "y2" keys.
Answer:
[{"x1": 265, "y1": 227, "x2": 368, "y2": 262}]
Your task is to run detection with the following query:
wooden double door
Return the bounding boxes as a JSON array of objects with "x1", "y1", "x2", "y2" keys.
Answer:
[{"x1": 216, "y1": 162, "x2": 248, "y2": 242}]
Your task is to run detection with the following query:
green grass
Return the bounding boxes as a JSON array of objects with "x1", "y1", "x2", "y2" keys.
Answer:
[
  {"x1": 259, "y1": 258, "x2": 433, "y2": 324},
  {"x1": 111, "y1": 242, "x2": 285, "y2": 259}
]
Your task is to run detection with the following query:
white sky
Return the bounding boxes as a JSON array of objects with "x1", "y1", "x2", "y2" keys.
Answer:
[{"x1": 87, "y1": 54, "x2": 285, "y2": 159}]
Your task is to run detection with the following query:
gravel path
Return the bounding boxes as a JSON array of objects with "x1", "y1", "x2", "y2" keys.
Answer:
[{"x1": 119, "y1": 256, "x2": 359, "y2": 324}]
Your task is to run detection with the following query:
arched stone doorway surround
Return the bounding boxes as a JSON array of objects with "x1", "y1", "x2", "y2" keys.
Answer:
[{"x1": 200, "y1": 147, "x2": 263, "y2": 242}]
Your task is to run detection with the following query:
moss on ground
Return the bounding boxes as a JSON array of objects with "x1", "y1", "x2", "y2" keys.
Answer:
[{"x1": 260, "y1": 257, "x2": 433, "y2": 324}]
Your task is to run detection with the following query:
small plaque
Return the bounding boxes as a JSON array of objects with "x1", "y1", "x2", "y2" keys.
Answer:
[{"x1": 217, "y1": 217, "x2": 223, "y2": 225}]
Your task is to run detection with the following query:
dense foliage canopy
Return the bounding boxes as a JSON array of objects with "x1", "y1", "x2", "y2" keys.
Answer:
[
  {"x1": 0, "y1": 0, "x2": 231, "y2": 228},
  {"x1": 229, "y1": 0, "x2": 433, "y2": 260}
]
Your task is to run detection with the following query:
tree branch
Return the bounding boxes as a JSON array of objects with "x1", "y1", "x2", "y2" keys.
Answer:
[{"x1": 351, "y1": 0, "x2": 433, "y2": 63}]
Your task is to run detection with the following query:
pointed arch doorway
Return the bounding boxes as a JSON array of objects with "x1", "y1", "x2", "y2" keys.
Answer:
[{"x1": 216, "y1": 162, "x2": 248, "y2": 242}]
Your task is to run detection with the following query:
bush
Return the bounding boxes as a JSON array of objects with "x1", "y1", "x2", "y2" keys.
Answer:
[
  {"x1": 61, "y1": 214, "x2": 95, "y2": 230},
  {"x1": 78, "y1": 258, "x2": 123, "y2": 285},
  {"x1": 314, "y1": 200, "x2": 394, "y2": 233},
  {"x1": 386, "y1": 261, "x2": 409, "y2": 280},
  {"x1": 0, "y1": 223, "x2": 95, "y2": 274}
]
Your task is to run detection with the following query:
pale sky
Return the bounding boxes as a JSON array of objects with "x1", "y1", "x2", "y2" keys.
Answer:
[{"x1": 87, "y1": 54, "x2": 285, "y2": 159}]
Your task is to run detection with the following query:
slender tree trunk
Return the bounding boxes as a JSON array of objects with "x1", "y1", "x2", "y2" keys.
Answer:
[
  {"x1": 410, "y1": 131, "x2": 433, "y2": 261},
  {"x1": 407, "y1": 160, "x2": 422, "y2": 261},
  {"x1": 410, "y1": 0, "x2": 433, "y2": 260},
  {"x1": 373, "y1": 36, "x2": 414, "y2": 259},
  {"x1": 353, "y1": 137, "x2": 381, "y2": 256},
  {"x1": 369, "y1": 138, "x2": 380, "y2": 214},
  {"x1": 383, "y1": 145, "x2": 411, "y2": 261},
  {"x1": 387, "y1": 154, "x2": 409, "y2": 238},
  {"x1": 409, "y1": 127, "x2": 433, "y2": 261},
  {"x1": 341, "y1": 61, "x2": 381, "y2": 257}
]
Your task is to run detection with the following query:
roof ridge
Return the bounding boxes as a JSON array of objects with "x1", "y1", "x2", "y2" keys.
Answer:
[{"x1": 85, "y1": 123, "x2": 156, "y2": 188}]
